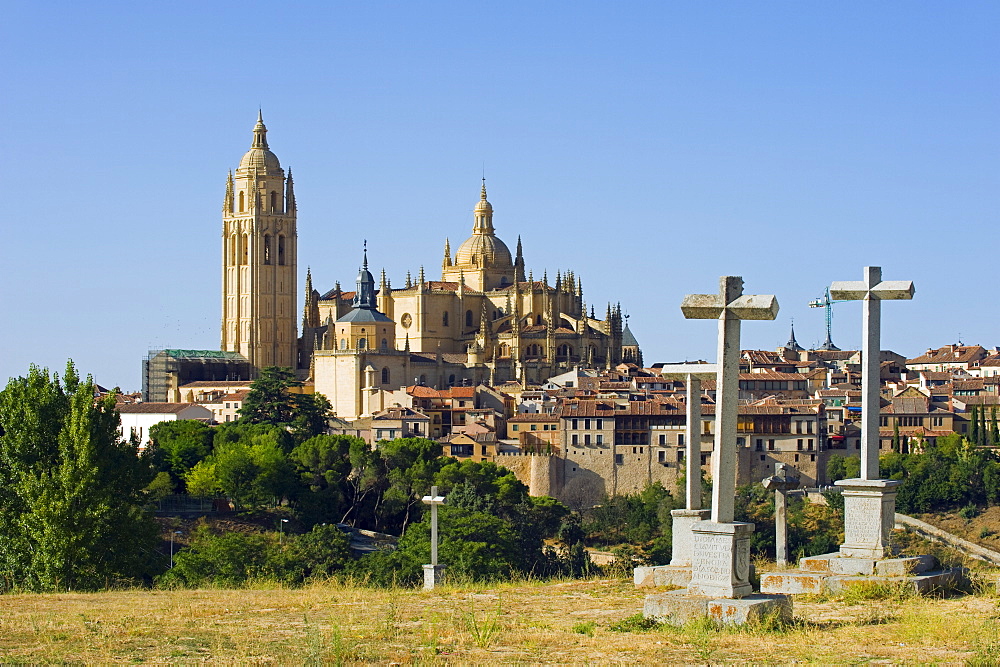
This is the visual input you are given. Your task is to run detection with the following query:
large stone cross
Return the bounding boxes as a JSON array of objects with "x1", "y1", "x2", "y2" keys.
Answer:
[
  {"x1": 657, "y1": 363, "x2": 717, "y2": 567},
  {"x1": 830, "y1": 267, "x2": 914, "y2": 559},
  {"x1": 830, "y1": 267, "x2": 914, "y2": 480},
  {"x1": 681, "y1": 276, "x2": 779, "y2": 524}
]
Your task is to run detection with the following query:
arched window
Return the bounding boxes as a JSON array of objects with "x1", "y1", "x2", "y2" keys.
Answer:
[
  {"x1": 448, "y1": 374, "x2": 456, "y2": 385},
  {"x1": 381, "y1": 338, "x2": 388, "y2": 350},
  {"x1": 263, "y1": 235, "x2": 272, "y2": 265},
  {"x1": 357, "y1": 338, "x2": 367, "y2": 350},
  {"x1": 270, "y1": 191, "x2": 277, "y2": 212},
  {"x1": 230, "y1": 234, "x2": 238, "y2": 265},
  {"x1": 340, "y1": 338, "x2": 347, "y2": 350},
  {"x1": 499, "y1": 343, "x2": 510, "y2": 358},
  {"x1": 382, "y1": 367, "x2": 390, "y2": 384},
  {"x1": 492, "y1": 310, "x2": 498, "y2": 320},
  {"x1": 278, "y1": 235, "x2": 286, "y2": 265},
  {"x1": 419, "y1": 374, "x2": 426, "y2": 385},
  {"x1": 466, "y1": 310, "x2": 473, "y2": 327},
  {"x1": 535, "y1": 315, "x2": 544, "y2": 326},
  {"x1": 238, "y1": 191, "x2": 245, "y2": 212},
  {"x1": 442, "y1": 312, "x2": 449, "y2": 327},
  {"x1": 241, "y1": 234, "x2": 249, "y2": 265}
]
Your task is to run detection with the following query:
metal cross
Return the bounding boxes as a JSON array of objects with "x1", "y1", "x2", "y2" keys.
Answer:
[
  {"x1": 421, "y1": 485, "x2": 446, "y2": 566},
  {"x1": 830, "y1": 266, "x2": 914, "y2": 480},
  {"x1": 681, "y1": 276, "x2": 779, "y2": 523}
]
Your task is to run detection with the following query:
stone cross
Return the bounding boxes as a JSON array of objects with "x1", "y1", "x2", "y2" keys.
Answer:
[
  {"x1": 829, "y1": 267, "x2": 914, "y2": 559},
  {"x1": 421, "y1": 485, "x2": 446, "y2": 590},
  {"x1": 681, "y1": 276, "x2": 779, "y2": 523},
  {"x1": 829, "y1": 267, "x2": 914, "y2": 480},
  {"x1": 762, "y1": 463, "x2": 800, "y2": 567},
  {"x1": 656, "y1": 364, "x2": 717, "y2": 567}
]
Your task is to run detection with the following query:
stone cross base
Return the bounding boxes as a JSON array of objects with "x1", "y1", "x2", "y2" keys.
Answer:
[
  {"x1": 422, "y1": 564, "x2": 445, "y2": 591},
  {"x1": 835, "y1": 478, "x2": 901, "y2": 559},
  {"x1": 644, "y1": 590, "x2": 791, "y2": 626},
  {"x1": 669, "y1": 508, "x2": 711, "y2": 567},
  {"x1": 633, "y1": 564, "x2": 692, "y2": 588},
  {"x1": 759, "y1": 552, "x2": 965, "y2": 596},
  {"x1": 688, "y1": 521, "x2": 754, "y2": 599}
]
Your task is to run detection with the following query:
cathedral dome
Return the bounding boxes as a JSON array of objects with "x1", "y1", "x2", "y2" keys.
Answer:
[
  {"x1": 455, "y1": 233, "x2": 512, "y2": 267},
  {"x1": 239, "y1": 147, "x2": 282, "y2": 173}
]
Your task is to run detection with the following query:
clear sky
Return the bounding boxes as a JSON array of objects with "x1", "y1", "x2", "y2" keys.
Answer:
[{"x1": 2, "y1": 2, "x2": 997, "y2": 390}]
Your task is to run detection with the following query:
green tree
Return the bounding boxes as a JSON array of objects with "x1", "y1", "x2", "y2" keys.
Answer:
[
  {"x1": 149, "y1": 419, "x2": 214, "y2": 490},
  {"x1": 0, "y1": 362, "x2": 158, "y2": 591},
  {"x1": 238, "y1": 367, "x2": 300, "y2": 425},
  {"x1": 289, "y1": 434, "x2": 355, "y2": 525},
  {"x1": 185, "y1": 460, "x2": 222, "y2": 497}
]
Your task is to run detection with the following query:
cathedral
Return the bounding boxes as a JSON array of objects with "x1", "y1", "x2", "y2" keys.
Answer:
[{"x1": 221, "y1": 115, "x2": 640, "y2": 419}]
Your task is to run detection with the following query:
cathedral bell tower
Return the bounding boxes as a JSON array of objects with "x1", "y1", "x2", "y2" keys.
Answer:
[{"x1": 221, "y1": 112, "x2": 298, "y2": 370}]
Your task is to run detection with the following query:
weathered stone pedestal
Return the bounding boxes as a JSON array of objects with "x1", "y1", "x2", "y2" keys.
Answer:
[
  {"x1": 688, "y1": 521, "x2": 754, "y2": 598},
  {"x1": 759, "y1": 552, "x2": 964, "y2": 595},
  {"x1": 422, "y1": 564, "x2": 445, "y2": 591},
  {"x1": 635, "y1": 508, "x2": 712, "y2": 588},
  {"x1": 644, "y1": 590, "x2": 792, "y2": 626},
  {"x1": 837, "y1": 478, "x2": 900, "y2": 558}
]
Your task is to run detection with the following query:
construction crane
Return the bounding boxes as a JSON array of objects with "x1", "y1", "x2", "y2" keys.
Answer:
[{"x1": 808, "y1": 288, "x2": 851, "y2": 351}]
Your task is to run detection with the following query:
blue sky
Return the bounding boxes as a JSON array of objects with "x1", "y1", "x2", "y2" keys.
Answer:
[{"x1": 2, "y1": 2, "x2": 997, "y2": 390}]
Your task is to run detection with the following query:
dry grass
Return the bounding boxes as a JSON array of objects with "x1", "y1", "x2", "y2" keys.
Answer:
[{"x1": 2, "y1": 577, "x2": 1000, "y2": 663}]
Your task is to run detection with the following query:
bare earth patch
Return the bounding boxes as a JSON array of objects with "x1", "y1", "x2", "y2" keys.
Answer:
[{"x1": 2, "y1": 578, "x2": 1000, "y2": 663}]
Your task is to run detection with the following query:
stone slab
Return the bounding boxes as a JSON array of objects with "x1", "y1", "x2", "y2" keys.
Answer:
[
  {"x1": 874, "y1": 555, "x2": 937, "y2": 577},
  {"x1": 826, "y1": 568, "x2": 965, "y2": 595},
  {"x1": 634, "y1": 565, "x2": 691, "y2": 588},
  {"x1": 758, "y1": 571, "x2": 826, "y2": 595},
  {"x1": 644, "y1": 589, "x2": 792, "y2": 626}
]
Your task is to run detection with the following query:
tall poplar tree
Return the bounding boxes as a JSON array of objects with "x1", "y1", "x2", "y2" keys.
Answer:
[{"x1": 0, "y1": 363, "x2": 158, "y2": 591}]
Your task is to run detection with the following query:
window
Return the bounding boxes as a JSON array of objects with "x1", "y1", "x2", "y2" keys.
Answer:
[
  {"x1": 442, "y1": 312, "x2": 450, "y2": 327},
  {"x1": 357, "y1": 338, "x2": 367, "y2": 350},
  {"x1": 572, "y1": 419, "x2": 578, "y2": 429},
  {"x1": 658, "y1": 450, "x2": 666, "y2": 463},
  {"x1": 241, "y1": 234, "x2": 249, "y2": 265},
  {"x1": 449, "y1": 374, "x2": 456, "y2": 385},
  {"x1": 466, "y1": 310, "x2": 473, "y2": 327},
  {"x1": 760, "y1": 455, "x2": 765, "y2": 461},
  {"x1": 658, "y1": 434, "x2": 666, "y2": 445},
  {"x1": 796, "y1": 421, "x2": 803, "y2": 434},
  {"x1": 615, "y1": 454, "x2": 624, "y2": 465},
  {"x1": 270, "y1": 191, "x2": 277, "y2": 212},
  {"x1": 807, "y1": 439, "x2": 814, "y2": 451},
  {"x1": 531, "y1": 424, "x2": 537, "y2": 431},
  {"x1": 797, "y1": 439, "x2": 803, "y2": 451},
  {"x1": 571, "y1": 434, "x2": 578, "y2": 445},
  {"x1": 263, "y1": 235, "x2": 272, "y2": 264},
  {"x1": 794, "y1": 454, "x2": 800, "y2": 462},
  {"x1": 381, "y1": 367, "x2": 390, "y2": 384},
  {"x1": 807, "y1": 421, "x2": 814, "y2": 434},
  {"x1": 678, "y1": 433, "x2": 684, "y2": 447},
  {"x1": 596, "y1": 434, "x2": 603, "y2": 444},
  {"x1": 512, "y1": 424, "x2": 518, "y2": 432},
  {"x1": 238, "y1": 191, "x2": 245, "y2": 211},
  {"x1": 584, "y1": 419, "x2": 591, "y2": 429},
  {"x1": 768, "y1": 439, "x2": 775, "y2": 451},
  {"x1": 755, "y1": 439, "x2": 763, "y2": 451},
  {"x1": 584, "y1": 435, "x2": 591, "y2": 445},
  {"x1": 278, "y1": 235, "x2": 285, "y2": 265},
  {"x1": 340, "y1": 338, "x2": 347, "y2": 350},
  {"x1": 596, "y1": 419, "x2": 603, "y2": 429}
]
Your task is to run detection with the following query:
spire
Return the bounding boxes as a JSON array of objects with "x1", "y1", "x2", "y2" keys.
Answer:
[
  {"x1": 443, "y1": 237, "x2": 451, "y2": 270},
  {"x1": 542, "y1": 269, "x2": 548, "y2": 285},
  {"x1": 785, "y1": 320, "x2": 804, "y2": 352},
  {"x1": 481, "y1": 177, "x2": 487, "y2": 201},
  {"x1": 380, "y1": 268, "x2": 388, "y2": 290},
  {"x1": 514, "y1": 235, "x2": 525, "y2": 282},
  {"x1": 352, "y1": 244, "x2": 378, "y2": 310},
  {"x1": 223, "y1": 170, "x2": 234, "y2": 213},
  {"x1": 302, "y1": 268, "x2": 319, "y2": 329},
  {"x1": 418, "y1": 265, "x2": 425, "y2": 285},
  {"x1": 405, "y1": 271, "x2": 412, "y2": 289},
  {"x1": 480, "y1": 299, "x2": 490, "y2": 340},
  {"x1": 252, "y1": 110, "x2": 268, "y2": 149},
  {"x1": 285, "y1": 167, "x2": 296, "y2": 212}
]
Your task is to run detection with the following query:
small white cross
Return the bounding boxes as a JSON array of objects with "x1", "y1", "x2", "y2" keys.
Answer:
[{"x1": 421, "y1": 485, "x2": 446, "y2": 566}]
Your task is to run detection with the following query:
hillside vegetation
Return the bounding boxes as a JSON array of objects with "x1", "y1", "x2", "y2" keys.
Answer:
[{"x1": 3, "y1": 576, "x2": 1000, "y2": 663}]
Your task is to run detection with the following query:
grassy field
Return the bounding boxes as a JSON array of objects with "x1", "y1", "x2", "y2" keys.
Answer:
[{"x1": 3, "y1": 575, "x2": 1000, "y2": 664}]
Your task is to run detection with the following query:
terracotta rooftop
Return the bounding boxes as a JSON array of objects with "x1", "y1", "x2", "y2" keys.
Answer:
[{"x1": 118, "y1": 403, "x2": 206, "y2": 414}]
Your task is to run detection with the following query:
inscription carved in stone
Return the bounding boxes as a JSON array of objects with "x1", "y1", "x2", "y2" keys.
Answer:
[{"x1": 844, "y1": 497, "x2": 882, "y2": 544}]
